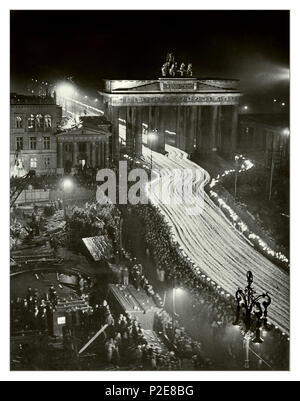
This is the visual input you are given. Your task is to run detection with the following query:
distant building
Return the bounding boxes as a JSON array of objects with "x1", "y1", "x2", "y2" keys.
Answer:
[
  {"x1": 238, "y1": 113, "x2": 290, "y2": 168},
  {"x1": 10, "y1": 92, "x2": 62, "y2": 177},
  {"x1": 56, "y1": 115, "x2": 112, "y2": 174}
]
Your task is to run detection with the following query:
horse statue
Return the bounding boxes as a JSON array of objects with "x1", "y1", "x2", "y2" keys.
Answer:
[
  {"x1": 169, "y1": 62, "x2": 177, "y2": 77},
  {"x1": 187, "y1": 63, "x2": 193, "y2": 77},
  {"x1": 161, "y1": 62, "x2": 170, "y2": 77},
  {"x1": 179, "y1": 63, "x2": 186, "y2": 77}
]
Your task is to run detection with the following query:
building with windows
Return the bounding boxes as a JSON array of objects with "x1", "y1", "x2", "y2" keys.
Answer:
[
  {"x1": 10, "y1": 92, "x2": 62, "y2": 176},
  {"x1": 56, "y1": 116, "x2": 112, "y2": 174},
  {"x1": 238, "y1": 113, "x2": 290, "y2": 168}
]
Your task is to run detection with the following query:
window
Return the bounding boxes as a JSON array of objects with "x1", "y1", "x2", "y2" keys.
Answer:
[
  {"x1": 30, "y1": 137, "x2": 37, "y2": 150},
  {"x1": 15, "y1": 116, "x2": 22, "y2": 128},
  {"x1": 44, "y1": 136, "x2": 51, "y2": 150},
  {"x1": 44, "y1": 114, "x2": 52, "y2": 128},
  {"x1": 30, "y1": 157, "x2": 37, "y2": 169},
  {"x1": 35, "y1": 114, "x2": 43, "y2": 129},
  {"x1": 27, "y1": 115, "x2": 35, "y2": 129},
  {"x1": 16, "y1": 137, "x2": 23, "y2": 151},
  {"x1": 65, "y1": 144, "x2": 72, "y2": 152},
  {"x1": 44, "y1": 157, "x2": 51, "y2": 167}
]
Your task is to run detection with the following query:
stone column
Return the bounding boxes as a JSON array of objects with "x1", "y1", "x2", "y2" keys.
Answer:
[
  {"x1": 72, "y1": 142, "x2": 78, "y2": 167},
  {"x1": 126, "y1": 107, "x2": 133, "y2": 154},
  {"x1": 105, "y1": 141, "x2": 110, "y2": 167},
  {"x1": 195, "y1": 107, "x2": 202, "y2": 154},
  {"x1": 211, "y1": 106, "x2": 219, "y2": 152},
  {"x1": 176, "y1": 106, "x2": 184, "y2": 150},
  {"x1": 58, "y1": 142, "x2": 63, "y2": 168},
  {"x1": 135, "y1": 107, "x2": 143, "y2": 157},
  {"x1": 185, "y1": 106, "x2": 197, "y2": 154},
  {"x1": 148, "y1": 106, "x2": 154, "y2": 131},
  {"x1": 91, "y1": 142, "x2": 96, "y2": 168},
  {"x1": 111, "y1": 107, "x2": 119, "y2": 161},
  {"x1": 148, "y1": 106, "x2": 157, "y2": 150},
  {"x1": 217, "y1": 106, "x2": 222, "y2": 150},
  {"x1": 97, "y1": 142, "x2": 101, "y2": 168},
  {"x1": 131, "y1": 107, "x2": 137, "y2": 156},
  {"x1": 158, "y1": 107, "x2": 166, "y2": 153},
  {"x1": 177, "y1": 106, "x2": 188, "y2": 151},
  {"x1": 101, "y1": 142, "x2": 105, "y2": 168},
  {"x1": 231, "y1": 105, "x2": 239, "y2": 153},
  {"x1": 86, "y1": 142, "x2": 91, "y2": 166}
]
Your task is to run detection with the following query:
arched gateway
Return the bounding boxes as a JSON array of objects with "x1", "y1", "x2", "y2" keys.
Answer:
[{"x1": 99, "y1": 77, "x2": 242, "y2": 160}]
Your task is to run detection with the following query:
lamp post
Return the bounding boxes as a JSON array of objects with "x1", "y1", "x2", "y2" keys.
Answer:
[
  {"x1": 234, "y1": 155, "x2": 241, "y2": 199},
  {"x1": 233, "y1": 271, "x2": 271, "y2": 369}
]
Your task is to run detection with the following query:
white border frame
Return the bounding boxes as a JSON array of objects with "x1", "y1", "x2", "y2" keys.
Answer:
[{"x1": 1, "y1": 1, "x2": 299, "y2": 381}]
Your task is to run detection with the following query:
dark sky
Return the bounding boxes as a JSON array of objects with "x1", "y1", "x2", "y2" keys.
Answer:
[{"x1": 10, "y1": 10, "x2": 290, "y2": 108}]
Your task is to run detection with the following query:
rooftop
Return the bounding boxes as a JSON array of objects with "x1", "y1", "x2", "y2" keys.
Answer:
[
  {"x1": 10, "y1": 92, "x2": 57, "y2": 105},
  {"x1": 79, "y1": 115, "x2": 111, "y2": 129}
]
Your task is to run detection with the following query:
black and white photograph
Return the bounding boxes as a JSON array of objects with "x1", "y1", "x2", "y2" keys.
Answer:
[{"x1": 2, "y1": 2, "x2": 299, "y2": 384}]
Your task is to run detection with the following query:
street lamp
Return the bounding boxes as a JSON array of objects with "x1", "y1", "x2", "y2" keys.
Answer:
[
  {"x1": 234, "y1": 155, "x2": 244, "y2": 198},
  {"x1": 148, "y1": 129, "x2": 158, "y2": 169},
  {"x1": 61, "y1": 177, "x2": 73, "y2": 220},
  {"x1": 233, "y1": 271, "x2": 271, "y2": 369},
  {"x1": 283, "y1": 128, "x2": 290, "y2": 136}
]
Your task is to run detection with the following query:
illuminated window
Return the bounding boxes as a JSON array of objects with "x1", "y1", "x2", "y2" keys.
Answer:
[
  {"x1": 44, "y1": 114, "x2": 52, "y2": 128},
  {"x1": 44, "y1": 136, "x2": 51, "y2": 150},
  {"x1": 35, "y1": 114, "x2": 43, "y2": 129},
  {"x1": 15, "y1": 116, "x2": 22, "y2": 128},
  {"x1": 30, "y1": 157, "x2": 37, "y2": 168},
  {"x1": 16, "y1": 137, "x2": 23, "y2": 151},
  {"x1": 30, "y1": 137, "x2": 37, "y2": 150},
  {"x1": 28, "y1": 114, "x2": 35, "y2": 129}
]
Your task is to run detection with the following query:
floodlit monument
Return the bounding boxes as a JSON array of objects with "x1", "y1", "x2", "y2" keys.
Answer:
[{"x1": 99, "y1": 54, "x2": 242, "y2": 160}]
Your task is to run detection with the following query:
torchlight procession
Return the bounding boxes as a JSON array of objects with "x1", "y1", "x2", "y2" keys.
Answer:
[{"x1": 6, "y1": 7, "x2": 295, "y2": 386}]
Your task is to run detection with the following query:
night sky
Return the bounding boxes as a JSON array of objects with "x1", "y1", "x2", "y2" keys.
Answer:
[{"x1": 10, "y1": 10, "x2": 290, "y2": 111}]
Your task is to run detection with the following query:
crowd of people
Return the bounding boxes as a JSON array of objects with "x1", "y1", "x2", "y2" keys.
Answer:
[
  {"x1": 133, "y1": 203, "x2": 290, "y2": 370},
  {"x1": 83, "y1": 299, "x2": 180, "y2": 370},
  {"x1": 116, "y1": 247, "x2": 214, "y2": 369},
  {"x1": 10, "y1": 168, "x2": 289, "y2": 370},
  {"x1": 11, "y1": 286, "x2": 59, "y2": 333}
]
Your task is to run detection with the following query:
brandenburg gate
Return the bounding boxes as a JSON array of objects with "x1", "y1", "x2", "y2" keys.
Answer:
[{"x1": 99, "y1": 76, "x2": 242, "y2": 160}]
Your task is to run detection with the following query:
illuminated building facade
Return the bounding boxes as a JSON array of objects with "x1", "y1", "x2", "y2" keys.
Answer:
[
  {"x1": 56, "y1": 116, "x2": 111, "y2": 173},
  {"x1": 238, "y1": 113, "x2": 290, "y2": 168},
  {"x1": 99, "y1": 78, "x2": 242, "y2": 160},
  {"x1": 10, "y1": 92, "x2": 62, "y2": 176}
]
